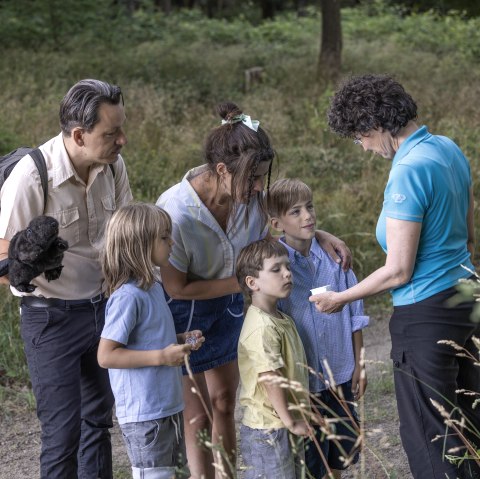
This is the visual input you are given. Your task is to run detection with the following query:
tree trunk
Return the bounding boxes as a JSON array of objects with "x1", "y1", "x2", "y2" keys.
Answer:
[
  {"x1": 112, "y1": 0, "x2": 139, "y2": 15},
  {"x1": 154, "y1": 0, "x2": 172, "y2": 13},
  {"x1": 318, "y1": 0, "x2": 342, "y2": 84},
  {"x1": 259, "y1": 0, "x2": 277, "y2": 19},
  {"x1": 296, "y1": 0, "x2": 308, "y2": 17}
]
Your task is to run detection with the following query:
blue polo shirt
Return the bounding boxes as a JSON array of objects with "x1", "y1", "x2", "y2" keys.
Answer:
[{"x1": 376, "y1": 126, "x2": 474, "y2": 306}]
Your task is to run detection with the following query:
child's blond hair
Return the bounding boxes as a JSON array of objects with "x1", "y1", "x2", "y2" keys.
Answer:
[
  {"x1": 235, "y1": 239, "x2": 288, "y2": 296},
  {"x1": 102, "y1": 203, "x2": 172, "y2": 296},
  {"x1": 267, "y1": 178, "x2": 313, "y2": 219}
]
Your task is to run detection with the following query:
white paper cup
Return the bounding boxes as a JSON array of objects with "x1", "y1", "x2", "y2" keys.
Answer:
[{"x1": 310, "y1": 285, "x2": 332, "y2": 295}]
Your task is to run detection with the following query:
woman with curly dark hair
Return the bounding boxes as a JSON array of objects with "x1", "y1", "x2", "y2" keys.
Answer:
[
  {"x1": 157, "y1": 101, "x2": 352, "y2": 478},
  {"x1": 311, "y1": 74, "x2": 480, "y2": 479}
]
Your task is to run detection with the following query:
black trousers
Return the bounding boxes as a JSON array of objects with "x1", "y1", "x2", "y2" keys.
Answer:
[{"x1": 390, "y1": 286, "x2": 480, "y2": 479}]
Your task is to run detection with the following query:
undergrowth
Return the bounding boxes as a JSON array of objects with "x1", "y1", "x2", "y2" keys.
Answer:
[{"x1": 0, "y1": 0, "x2": 478, "y2": 406}]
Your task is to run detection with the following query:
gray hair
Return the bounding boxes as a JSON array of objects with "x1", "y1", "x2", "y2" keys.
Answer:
[{"x1": 59, "y1": 79, "x2": 124, "y2": 136}]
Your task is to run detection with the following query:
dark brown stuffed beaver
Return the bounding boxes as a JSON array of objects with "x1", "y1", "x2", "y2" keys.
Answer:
[{"x1": 0, "y1": 216, "x2": 68, "y2": 293}]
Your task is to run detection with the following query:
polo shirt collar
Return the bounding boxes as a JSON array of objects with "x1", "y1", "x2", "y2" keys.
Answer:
[{"x1": 392, "y1": 125, "x2": 431, "y2": 167}]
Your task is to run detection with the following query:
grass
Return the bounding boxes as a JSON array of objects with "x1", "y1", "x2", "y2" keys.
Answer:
[
  {"x1": 0, "y1": 5, "x2": 479, "y2": 476},
  {"x1": 0, "y1": 290, "x2": 29, "y2": 399},
  {"x1": 0, "y1": 385, "x2": 35, "y2": 416}
]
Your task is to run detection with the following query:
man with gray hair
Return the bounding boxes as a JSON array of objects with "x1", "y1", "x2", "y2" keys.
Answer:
[{"x1": 0, "y1": 79, "x2": 133, "y2": 478}]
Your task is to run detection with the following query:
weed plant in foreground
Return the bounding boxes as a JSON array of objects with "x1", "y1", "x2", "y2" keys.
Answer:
[
  {"x1": 0, "y1": 5, "x2": 479, "y2": 476},
  {"x1": 182, "y1": 347, "x2": 403, "y2": 479},
  {"x1": 430, "y1": 273, "x2": 480, "y2": 471},
  {"x1": 431, "y1": 336, "x2": 480, "y2": 471}
]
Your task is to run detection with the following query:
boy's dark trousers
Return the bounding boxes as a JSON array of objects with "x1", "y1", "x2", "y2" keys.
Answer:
[
  {"x1": 390, "y1": 286, "x2": 480, "y2": 479},
  {"x1": 306, "y1": 380, "x2": 360, "y2": 478},
  {"x1": 20, "y1": 297, "x2": 114, "y2": 479}
]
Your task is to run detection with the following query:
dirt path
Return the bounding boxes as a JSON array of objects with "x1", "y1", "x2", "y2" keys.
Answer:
[{"x1": 0, "y1": 316, "x2": 411, "y2": 478}]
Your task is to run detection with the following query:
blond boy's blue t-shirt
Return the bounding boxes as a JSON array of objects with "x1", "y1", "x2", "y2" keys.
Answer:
[
  {"x1": 101, "y1": 281, "x2": 183, "y2": 425},
  {"x1": 375, "y1": 126, "x2": 474, "y2": 306}
]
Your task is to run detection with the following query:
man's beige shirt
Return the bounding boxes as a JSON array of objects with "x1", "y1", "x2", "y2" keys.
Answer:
[{"x1": 0, "y1": 133, "x2": 133, "y2": 299}]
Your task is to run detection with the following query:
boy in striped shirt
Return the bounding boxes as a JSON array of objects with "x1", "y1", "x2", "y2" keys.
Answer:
[{"x1": 267, "y1": 178, "x2": 369, "y2": 479}]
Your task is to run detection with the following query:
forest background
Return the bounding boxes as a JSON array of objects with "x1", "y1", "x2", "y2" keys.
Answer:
[{"x1": 0, "y1": 0, "x2": 480, "y2": 476}]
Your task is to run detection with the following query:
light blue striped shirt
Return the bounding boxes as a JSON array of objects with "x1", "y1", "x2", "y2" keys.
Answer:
[
  {"x1": 157, "y1": 165, "x2": 268, "y2": 281},
  {"x1": 278, "y1": 238, "x2": 369, "y2": 393}
]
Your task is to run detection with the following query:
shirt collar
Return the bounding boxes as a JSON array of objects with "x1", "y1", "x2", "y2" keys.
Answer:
[
  {"x1": 181, "y1": 166, "x2": 207, "y2": 208},
  {"x1": 181, "y1": 165, "x2": 235, "y2": 238},
  {"x1": 250, "y1": 304, "x2": 289, "y2": 322},
  {"x1": 50, "y1": 133, "x2": 76, "y2": 187},
  {"x1": 392, "y1": 125, "x2": 431, "y2": 167},
  {"x1": 51, "y1": 133, "x2": 110, "y2": 188},
  {"x1": 279, "y1": 237, "x2": 324, "y2": 264},
  {"x1": 180, "y1": 165, "x2": 263, "y2": 238}
]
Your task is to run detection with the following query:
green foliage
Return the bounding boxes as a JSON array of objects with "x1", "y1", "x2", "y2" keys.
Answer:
[
  {"x1": 0, "y1": 290, "x2": 29, "y2": 384},
  {"x1": 343, "y1": 2, "x2": 480, "y2": 62},
  {"x1": 0, "y1": 0, "x2": 479, "y2": 389},
  {"x1": 451, "y1": 277, "x2": 480, "y2": 322},
  {"x1": 0, "y1": 129, "x2": 22, "y2": 153},
  {"x1": 387, "y1": 0, "x2": 480, "y2": 17},
  {"x1": 0, "y1": 0, "x2": 117, "y2": 50}
]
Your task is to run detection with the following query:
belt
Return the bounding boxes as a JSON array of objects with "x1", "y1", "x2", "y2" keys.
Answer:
[{"x1": 21, "y1": 293, "x2": 105, "y2": 309}]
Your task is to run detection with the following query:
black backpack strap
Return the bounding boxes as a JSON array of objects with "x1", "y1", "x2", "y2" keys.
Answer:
[{"x1": 29, "y1": 148, "x2": 48, "y2": 207}]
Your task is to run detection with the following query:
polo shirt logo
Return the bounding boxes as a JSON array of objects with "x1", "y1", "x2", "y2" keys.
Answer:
[{"x1": 391, "y1": 193, "x2": 407, "y2": 203}]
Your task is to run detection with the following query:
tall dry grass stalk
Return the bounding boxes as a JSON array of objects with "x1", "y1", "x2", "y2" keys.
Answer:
[
  {"x1": 182, "y1": 347, "x2": 404, "y2": 478},
  {"x1": 431, "y1": 337, "x2": 480, "y2": 469}
]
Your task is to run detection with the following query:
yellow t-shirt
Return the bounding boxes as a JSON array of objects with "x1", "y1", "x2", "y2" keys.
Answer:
[{"x1": 238, "y1": 305, "x2": 310, "y2": 429}]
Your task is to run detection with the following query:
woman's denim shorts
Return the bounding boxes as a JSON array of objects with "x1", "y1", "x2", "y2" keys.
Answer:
[{"x1": 164, "y1": 292, "x2": 244, "y2": 374}]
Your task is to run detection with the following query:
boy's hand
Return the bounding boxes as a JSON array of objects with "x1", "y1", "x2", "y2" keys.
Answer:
[
  {"x1": 185, "y1": 330, "x2": 205, "y2": 351},
  {"x1": 161, "y1": 343, "x2": 192, "y2": 367},
  {"x1": 351, "y1": 366, "x2": 367, "y2": 400},
  {"x1": 288, "y1": 420, "x2": 311, "y2": 437}
]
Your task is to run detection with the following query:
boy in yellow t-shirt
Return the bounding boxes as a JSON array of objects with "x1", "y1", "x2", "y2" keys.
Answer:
[{"x1": 236, "y1": 239, "x2": 310, "y2": 479}]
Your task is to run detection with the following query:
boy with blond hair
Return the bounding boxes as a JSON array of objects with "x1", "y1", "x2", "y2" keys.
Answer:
[
  {"x1": 267, "y1": 178, "x2": 369, "y2": 479},
  {"x1": 236, "y1": 239, "x2": 310, "y2": 479}
]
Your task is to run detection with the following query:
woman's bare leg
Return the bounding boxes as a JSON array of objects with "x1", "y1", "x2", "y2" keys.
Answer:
[
  {"x1": 205, "y1": 361, "x2": 240, "y2": 478},
  {"x1": 182, "y1": 372, "x2": 215, "y2": 479}
]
